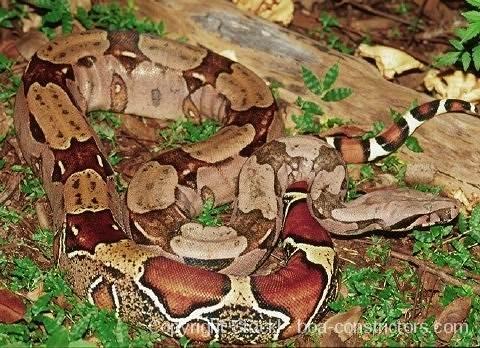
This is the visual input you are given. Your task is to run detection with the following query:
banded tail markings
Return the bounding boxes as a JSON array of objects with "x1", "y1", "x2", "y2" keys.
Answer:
[{"x1": 326, "y1": 99, "x2": 478, "y2": 163}]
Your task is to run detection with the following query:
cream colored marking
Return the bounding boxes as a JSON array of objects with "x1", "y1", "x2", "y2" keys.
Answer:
[
  {"x1": 93, "y1": 240, "x2": 160, "y2": 277},
  {"x1": 111, "y1": 284, "x2": 121, "y2": 312},
  {"x1": 61, "y1": 67, "x2": 68, "y2": 74},
  {"x1": 257, "y1": 228, "x2": 273, "y2": 245},
  {"x1": 64, "y1": 169, "x2": 109, "y2": 214},
  {"x1": 138, "y1": 34, "x2": 207, "y2": 70},
  {"x1": 96, "y1": 155, "x2": 104, "y2": 168},
  {"x1": 237, "y1": 156, "x2": 277, "y2": 220},
  {"x1": 284, "y1": 238, "x2": 335, "y2": 329},
  {"x1": 216, "y1": 64, "x2": 274, "y2": 111},
  {"x1": 171, "y1": 233, "x2": 247, "y2": 259},
  {"x1": 35, "y1": 163, "x2": 40, "y2": 170},
  {"x1": 27, "y1": 83, "x2": 91, "y2": 149},
  {"x1": 133, "y1": 220, "x2": 147, "y2": 235},
  {"x1": 127, "y1": 162, "x2": 178, "y2": 214},
  {"x1": 278, "y1": 136, "x2": 322, "y2": 160},
  {"x1": 112, "y1": 224, "x2": 119, "y2": 230},
  {"x1": 121, "y1": 51, "x2": 137, "y2": 58},
  {"x1": 183, "y1": 124, "x2": 255, "y2": 163},
  {"x1": 182, "y1": 169, "x2": 190, "y2": 176},
  {"x1": 368, "y1": 138, "x2": 390, "y2": 161},
  {"x1": 87, "y1": 276, "x2": 104, "y2": 304},
  {"x1": 37, "y1": 30, "x2": 109, "y2": 64},
  {"x1": 114, "y1": 84, "x2": 122, "y2": 94},
  {"x1": 188, "y1": 110, "x2": 195, "y2": 117},
  {"x1": 192, "y1": 72, "x2": 206, "y2": 82},
  {"x1": 71, "y1": 225, "x2": 79, "y2": 236},
  {"x1": 58, "y1": 161, "x2": 66, "y2": 175},
  {"x1": 180, "y1": 223, "x2": 237, "y2": 241},
  {"x1": 403, "y1": 112, "x2": 422, "y2": 133},
  {"x1": 172, "y1": 223, "x2": 247, "y2": 260},
  {"x1": 437, "y1": 99, "x2": 447, "y2": 114},
  {"x1": 325, "y1": 137, "x2": 335, "y2": 148}
]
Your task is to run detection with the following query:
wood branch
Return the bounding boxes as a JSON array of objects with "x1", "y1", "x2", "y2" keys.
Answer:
[{"x1": 135, "y1": 0, "x2": 480, "y2": 199}]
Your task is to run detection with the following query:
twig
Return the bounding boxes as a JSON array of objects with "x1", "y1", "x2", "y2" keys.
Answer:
[
  {"x1": 336, "y1": 0, "x2": 415, "y2": 26},
  {"x1": 389, "y1": 250, "x2": 480, "y2": 295},
  {"x1": 408, "y1": 0, "x2": 428, "y2": 47},
  {"x1": 358, "y1": 238, "x2": 480, "y2": 284}
]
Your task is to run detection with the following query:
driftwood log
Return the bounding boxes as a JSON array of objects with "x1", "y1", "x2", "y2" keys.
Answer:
[{"x1": 131, "y1": 0, "x2": 480, "y2": 200}]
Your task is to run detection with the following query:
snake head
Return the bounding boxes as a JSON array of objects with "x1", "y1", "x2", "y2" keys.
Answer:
[{"x1": 325, "y1": 188, "x2": 460, "y2": 235}]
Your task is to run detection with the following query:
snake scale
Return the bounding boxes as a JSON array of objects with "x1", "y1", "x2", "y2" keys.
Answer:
[{"x1": 13, "y1": 30, "x2": 478, "y2": 344}]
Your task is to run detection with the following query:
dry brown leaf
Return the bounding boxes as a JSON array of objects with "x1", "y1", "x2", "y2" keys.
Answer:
[
  {"x1": 0, "y1": 288, "x2": 26, "y2": 324},
  {"x1": 25, "y1": 282, "x2": 44, "y2": 302},
  {"x1": 232, "y1": 0, "x2": 294, "y2": 25},
  {"x1": 434, "y1": 296, "x2": 471, "y2": 342},
  {"x1": 356, "y1": 44, "x2": 424, "y2": 79},
  {"x1": 421, "y1": 268, "x2": 442, "y2": 292},
  {"x1": 16, "y1": 31, "x2": 49, "y2": 60},
  {"x1": 424, "y1": 69, "x2": 480, "y2": 102},
  {"x1": 323, "y1": 306, "x2": 363, "y2": 342},
  {"x1": 21, "y1": 12, "x2": 42, "y2": 33},
  {"x1": 413, "y1": 0, "x2": 454, "y2": 23}
]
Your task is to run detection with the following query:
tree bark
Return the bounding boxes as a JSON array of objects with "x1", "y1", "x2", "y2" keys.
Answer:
[{"x1": 135, "y1": 0, "x2": 480, "y2": 200}]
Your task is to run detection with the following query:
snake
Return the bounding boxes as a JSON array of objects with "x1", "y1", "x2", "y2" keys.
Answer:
[{"x1": 13, "y1": 30, "x2": 478, "y2": 344}]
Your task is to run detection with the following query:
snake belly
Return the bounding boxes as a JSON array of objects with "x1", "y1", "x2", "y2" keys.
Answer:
[{"x1": 13, "y1": 29, "x2": 477, "y2": 344}]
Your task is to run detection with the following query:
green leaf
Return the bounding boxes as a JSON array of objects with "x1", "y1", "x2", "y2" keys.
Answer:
[
  {"x1": 301, "y1": 66, "x2": 323, "y2": 95},
  {"x1": 321, "y1": 87, "x2": 352, "y2": 102},
  {"x1": 405, "y1": 136, "x2": 423, "y2": 152},
  {"x1": 457, "y1": 22, "x2": 480, "y2": 43},
  {"x1": 362, "y1": 121, "x2": 385, "y2": 140},
  {"x1": 473, "y1": 45, "x2": 480, "y2": 70},
  {"x1": 360, "y1": 164, "x2": 374, "y2": 180},
  {"x1": 75, "y1": 7, "x2": 93, "y2": 29},
  {"x1": 296, "y1": 96, "x2": 324, "y2": 115},
  {"x1": 466, "y1": 0, "x2": 480, "y2": 9},
  {"x1": 463, "y1": 10, "x2": 480, "y2": 23},
  {"x1": 435, "y1": 51, "x2": 461, "y2": 67},
  {"x1": 461, "y1": 52, "x2": 472, "y2": 71},
  {"x1": 322, "y1": 64, "x2": 339, "y2": 91},
  {"x1": 449, "y1": 39, "x2": 464, "y2": 51}
]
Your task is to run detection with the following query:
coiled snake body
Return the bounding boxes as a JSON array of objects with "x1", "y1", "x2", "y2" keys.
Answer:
[{"x1": 13, "y1": 30, "x2": 477, "y2": 343}]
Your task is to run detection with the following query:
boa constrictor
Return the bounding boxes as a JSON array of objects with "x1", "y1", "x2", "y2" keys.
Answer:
[{"x1": 14, "y1": 30, "x2": 478, "y2": 344}]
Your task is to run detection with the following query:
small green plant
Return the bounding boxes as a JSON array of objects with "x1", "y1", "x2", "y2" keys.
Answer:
[
  {"x1": 268, "y1": 79, "x2": 283, "y2": 100},
  {"x1": 436, "y1": 0, "x2": 480, "y2": 70},
  {"x1": 395, "y1": 2, "x2": 411, "y2": 15},
  {"x1": 1, "y1": 257, "x2": 162, "y2": 347},
  {"x1": 413, "y1": 205, "x2": 480, "y2": 276},
  {"x1": 0, "y1": 53, "x2": 20, "y2": 104},
  {"x1": 11, "y1": 165, "x2": 45, "y2": 200},
  {"x1": 77, "y1": 0, "x2": 166, "y2": 36},
  {"x1": 292, "y1": 65, "x2": 351, "y2": 134},
  {"x1": 0, "y1": 205, "x2": 22, "y2": 227},
  {"x1": 88, "y1": 110, "x2": 122, "y2": 144},
  {"x1": 158, "y1": 119, "x2": 220, "y2": 149},
  {"x1": 35, "y1": 0, "x2": 73, "y2": 37},
  {"x1": 361, "y1": 120, "x2": 385, "y2": 140},
  {"x1": 32, "y1": 228, "x2": 54, "y2": 259},
  {"x1": 0, "y1": 1, "x2": 27, "y2": 28},
  {"x1": 195, "y1": 198, "x2": 230, "y2": 227},
  {"x1": 311, "y1": 13, "x2": 354, "y2": 54}
]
